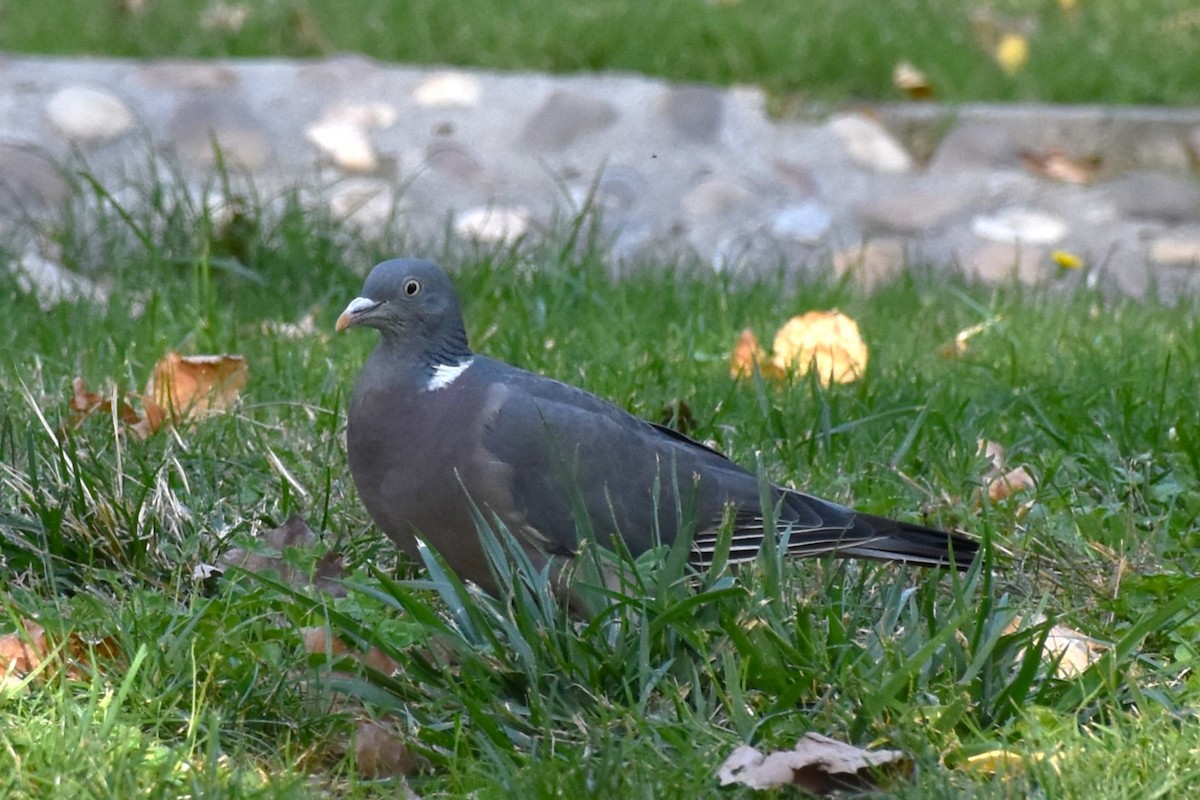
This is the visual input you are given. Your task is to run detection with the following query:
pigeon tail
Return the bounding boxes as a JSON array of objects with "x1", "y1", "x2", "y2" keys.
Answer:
[{"x1": 830, "y1": 513, "x2": 979, "y2": 570}]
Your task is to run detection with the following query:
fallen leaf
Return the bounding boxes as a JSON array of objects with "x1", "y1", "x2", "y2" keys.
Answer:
[
  {"x1": 355, "y1": 718, "x2": 422, "y2": 779},
  {"x1": 730, "y1": 328, "x2": 770, "y2": 379},
  {"x1": 1021, "y1": 149, "x2": 1099, "y2": 185},
  {"x1": 1006, "y1": 615, "x2": 1105, "y2": 678},
  {"x1": 0, "y1": 619, "x2": 121, "y2": 687},
  {"x1": 770, "y1": 311, "x2": 868, "y2": 385},
  {"x1": 717, "y1": 733, "x2": 910, "y2": 793},
  {"x1": 220, "y1": 515, "x2": 348, "y2": 596},
  {"x1": 147, "y1": 352, "x2": 247, "y2": 422},
  {"x1": 994, "y1": 33, "x2": 1030, "y2": 74},
  {"x1": 938, "y1": 316, "x2": 1004, "y2": 358},
  {"x1": 975, "y1": 439, "x2": 1036, "y2": 506},
  {"x1": 892, "y1": 61, "x2": 934, "y2": 100},
  {"x1": 985, "y1": 466, "x2": 1036, "y2": 503},
  {"x1": 67, "y1": 377, "x2": 166, "y2": 439}
]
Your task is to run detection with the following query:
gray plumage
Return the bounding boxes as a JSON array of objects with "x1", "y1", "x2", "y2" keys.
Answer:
[{"x1": 339, "y1": 259, "x2": 977, "y2": 598}]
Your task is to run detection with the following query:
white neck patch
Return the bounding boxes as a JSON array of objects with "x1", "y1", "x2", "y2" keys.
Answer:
[{"x1": 426, "y1": 358, "x2": 474, "y2": 391}]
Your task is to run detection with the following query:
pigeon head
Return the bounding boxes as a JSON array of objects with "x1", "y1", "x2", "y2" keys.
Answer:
[{"x1": 336, "y1": 259, "x2": 471, "y2": 362}]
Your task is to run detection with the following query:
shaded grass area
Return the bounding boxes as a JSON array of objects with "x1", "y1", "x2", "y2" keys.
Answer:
[
  {"x1": 1, "y1": 0, "x2": 1198, "y2": 105},
  {"x1": 1, "y1": 172, "x2": 1199, "y2": 797}
]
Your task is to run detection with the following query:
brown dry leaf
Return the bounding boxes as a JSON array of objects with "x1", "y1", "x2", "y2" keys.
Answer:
[
  {"x1": 892, "y1": 61, "x2": 934, "y2": 100},
  {"x1": 718, "y1": 733, "x2": 910, "y2": 793},
  {"x1": 975, "y1": 439, "x2": 1036, "y2": 506},
  {"x1": 220, "y1": 515, "x2": 348, "y2": 597},
  {"x1": 0, "y1": 619, "x2": 121, "y2": 687},
  {"x1": 1006, "y1": 615, "x2": 1105, "y2": 679},
  {"x1": 1021, "y1": 149, "x2": 1099, "y2": 185},
  {"x1": 355, "y1": 718, "x2": 423, "y2": 780},
  {"x1": 938, "y1": 316, "x2": 1004, "y2": 358},
  {"x1": 771, "y1": 311, "x2": 868, "y2": 386},
  {"x1": 67, "y1": 378, "x2": 166, "y2": 440},
  {"x1": 69, "y1": 377, "x2": 141, "y2": 428},
  {"x1": 147, "y1": 351, "x2": 247, "y2": 422},
  {"x1": 985, "y1": 466, "x2": 1036, "y2": 503},
  {"x1": 730, "y1": 328, "x2": 768, "y2": 379}
]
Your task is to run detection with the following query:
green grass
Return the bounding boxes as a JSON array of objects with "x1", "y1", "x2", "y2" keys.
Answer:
[
  {"x1": 2, "y1": 0, "x2": 1198, "y2": 105},
  {"x1": 1, "y1": 170, "x2": 1199, "y2": 797}
]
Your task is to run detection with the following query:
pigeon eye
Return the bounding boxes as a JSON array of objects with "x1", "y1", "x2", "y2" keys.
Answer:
[{"x1": 403, "y1": 279, "x2": 422, "y2": 296}]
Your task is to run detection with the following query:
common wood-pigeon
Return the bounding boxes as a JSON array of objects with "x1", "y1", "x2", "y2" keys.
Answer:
[{"x1": 338, "y1": 259, "x2": 977, "y2": 598}]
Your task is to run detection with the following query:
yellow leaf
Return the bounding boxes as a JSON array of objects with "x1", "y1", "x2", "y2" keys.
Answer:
[
  {"x1": 771, "y1": 311, "x2": 868, "y2": 386},
  {"x1": 995, "y1": 34, "x2": 1029, "y2": 75}
]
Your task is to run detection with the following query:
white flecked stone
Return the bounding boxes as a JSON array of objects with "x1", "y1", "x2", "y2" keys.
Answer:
[
  {"x1": 413, "y1": 72, "x2": 482, "y2": 108},
  {"x1": 971, "y1": 209, "x2": 1068, "y2": 245},
  {"x1": 828, "y1": 114, "x2": 913, "y2": 174},
  {"x1": 45, "y1": 85, "x2": 134, "y2": 142},
  {"x1": 305, "y1": 121, "x2": 377, "y2": 172},
  {"x1": 454, "y1": 206, "x2": 531, "y2": 245},
  {"x1": 769, "y1": 201, "x2": 832, "y2": 243}
]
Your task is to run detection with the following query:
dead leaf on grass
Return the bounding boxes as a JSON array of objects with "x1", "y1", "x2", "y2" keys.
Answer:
[
  {"x1": 938, "y1": 315, "x2": 1004, "y2": 358},
  {"x1": 717, "y1": 733, "x2": 910, "y2": 793},
  {"x1": 147, "y1": 351, "x2": 247, "y2": 422},
  {"x1": 731, "y1": 312, "x2": 868, "y2": 386},
  {"x1": 892, "y1": 61, "x2": 934, "y2": 100},
  {"x1": 771, "y1": 311, "x2": 868, "y2": 385},
  {"x1": 355, "y1": 718, "x2": 423, "y2": 779},
  {"x1": 219, "y1": 514, "x2": 347, "y2": 596},
  {"x1": 0, "y1": 618, "x2": 121, "y2": 688},
  {"x1": 974, "y1": 439, "x2": 1036, "y2": 508},
  {"x1": 1021, "y1": 148, "x2": 1100, "y2": 185},
  {"x1": 1006, "y1": 615, "x2": 1105, "y2": 678}
]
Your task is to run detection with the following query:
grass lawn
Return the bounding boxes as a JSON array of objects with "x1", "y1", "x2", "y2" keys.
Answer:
[
  {"x1": 0, "y1": 173, "x2": 1198, "y2": 797},
  {"x1": 1, "y1": 0, "x2": 1199, "y2": 105}
]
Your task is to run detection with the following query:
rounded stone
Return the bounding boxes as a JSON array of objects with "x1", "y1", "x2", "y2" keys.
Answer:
[
  {"x1": 45, "y1": 85, "x2": 135, "y2": 142},
  {"x1": 424, "y1": 142, "x2": 484, "y2": 182},
  {"x1": 170, "y1": 98, "x2": 273, "y2": 170},
  {"x1": 328, "y1": 179, "x2": 397, "y2": 228},
  {"x1": 832, "y1": 240, "x2": 908, "y2": 290},
  {"x1": 769, "y1": 201, "x2": 832, "y2": 243},
  {"x1": 971, "y1": 208, "x2": 1068, "y2": 245},
  {"x1": 1103, "y1": 172, "x2": 1200, "y2": 223},
  {"x1": 520, "y1": 90, "x2": 617, "y2": 151},
  {"x1": 661, "y1": 84, "x2": 725, "y2": 143},
  {"x1": 681, "y1": 177, "x2": 751, "y2": 218},
  {"x1": 1149, "y1": 236, "x2": 1200, "y2": 266},
  {"x1": 306, "y1": 121, "x2": 377, "y2": 172},
  {"x1": 965, "y1": 242, "x2": 1045, "y2": 285},
  {"x1": 412, "y1": 72, "x2": 482, "y2": 108},
  {"x1": 828, "y1": 114, "x2": 914, "y2": 174},
  {"x1": 454, "y1": 206, "x2": 531, "y2": 245},
  {"x1": 0, "y1": 143, "x2": 69, "y2": 215}
]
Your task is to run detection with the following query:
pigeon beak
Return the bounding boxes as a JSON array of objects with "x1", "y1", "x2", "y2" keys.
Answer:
[{"x1": 336, "y1": 296, "x2": 384, "y2": 332}]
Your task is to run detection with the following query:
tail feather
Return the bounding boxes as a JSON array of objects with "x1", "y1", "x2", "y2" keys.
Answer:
[{"x1": 831, "y1": 513, "x2": 978, "y2": 570}]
